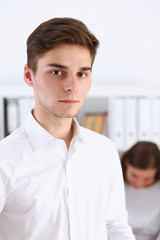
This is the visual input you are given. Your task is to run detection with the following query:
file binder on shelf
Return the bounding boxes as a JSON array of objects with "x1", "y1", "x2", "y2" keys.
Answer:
[
  {"x1": 150, "y1": 97, "x2": 160, "y2": 146},
  {"x1": 102, "y1": 112, "x2": 109, "y2": 136},
  {"x1": 0, "y1": 98, "x2": 5, "y2": 140},
  {"x1": 4, "y1": 97, "x2": 35, "y2": 137},
  {"x1": 82, "y1": 112, "x2": 106, "y2": 134},
  {"x1": 108, "y1": 97, "x2": 125, "y2": 151},
  {"x1": 4, "y1": 98, "x2": 18, "y2": 136},
  {"x1": 137, "y1": 97, "x2": 151, "y2": 142},
  {"x1": 124, "y1": 97, "x2": 137, "y2": 149}
]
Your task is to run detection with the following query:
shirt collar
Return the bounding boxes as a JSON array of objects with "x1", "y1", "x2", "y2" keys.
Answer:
[
  {"x1": 24, "y1": 111, "x2": 84, "y2": 151},
  {"x1": 70, "y1": 117, "x2": 84, "y2": 146}
]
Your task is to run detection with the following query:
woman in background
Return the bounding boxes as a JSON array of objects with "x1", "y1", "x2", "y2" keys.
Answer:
[{"x1": 121, "y1": 141, "x2": 160, "y2": 240}]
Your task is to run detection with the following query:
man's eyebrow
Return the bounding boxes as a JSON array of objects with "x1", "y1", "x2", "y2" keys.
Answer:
[
  {"x1": 46, "y1": 63, "x2": 68, "y2": 69},
  {"x1": 46, "y1": 63, "x2": 91, "y2": 71},
  {"x1": 79, "y1": 67, "x2": 92, "y2": 71}
]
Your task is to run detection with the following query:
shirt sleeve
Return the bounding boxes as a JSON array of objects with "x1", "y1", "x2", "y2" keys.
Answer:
[
  {"x1": 105, "y1": 145, "x2": 136, "y2": 240},
  {"x1": 0, "y1": 171, "x2": 6, "y2": 213}
]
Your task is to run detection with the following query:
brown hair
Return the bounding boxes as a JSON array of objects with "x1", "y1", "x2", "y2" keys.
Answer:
[
  {"x1": 121, "y1": 141, "x2": 160, "y2": 182},
  {"x1": 27, "y1": 17, "x2": 99, "y2": 73}
]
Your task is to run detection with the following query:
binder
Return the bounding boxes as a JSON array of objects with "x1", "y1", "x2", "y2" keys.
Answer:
[
  {"x1": 150, "y1": 97, "x2": 160, "y2": 146},
  {"x1": 137, "y1": 97, "x2": 151, "y2": 141},
  {"x1": 0, "y1": 98, "x2": 5, "y2": 139},
  {"x1": 108, "y1": 97, "x2": 125, "y2": 151},
  {"x1": 124, "y1": 97, "x2": 137, "y2": 149},
  {"x1": 102, "y1": 112, "x2": 109, "y2": 136},
  {"x1": 4, "y1": 98, "x2": 18, "y2": 136},
  {"x1": 82, "y1": 113, "x2": 106, "y2": 134}
]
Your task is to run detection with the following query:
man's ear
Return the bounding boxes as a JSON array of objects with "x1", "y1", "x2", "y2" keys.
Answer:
[{"x1": 24, "y1": 64, "x2": 34, "y2": 87}]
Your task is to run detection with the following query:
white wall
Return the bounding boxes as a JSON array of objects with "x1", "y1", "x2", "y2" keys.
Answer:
[{"x1": 0, "y1": 0, "x2": 160, "y2": 86}]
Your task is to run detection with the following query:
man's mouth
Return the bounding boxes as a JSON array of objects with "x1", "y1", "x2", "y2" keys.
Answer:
[{"x1": 58, "y1": 99, "x2": 79, "y2": 104}]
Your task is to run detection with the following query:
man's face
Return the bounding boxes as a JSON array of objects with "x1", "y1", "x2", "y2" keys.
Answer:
[{"x1": 24, "y1": 44, "x2": 92, "y2": 119}]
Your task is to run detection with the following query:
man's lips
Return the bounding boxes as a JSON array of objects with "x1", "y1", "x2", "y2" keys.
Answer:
[{"x1": 58, "y1": 99, "x2": 79, "y2": 104}]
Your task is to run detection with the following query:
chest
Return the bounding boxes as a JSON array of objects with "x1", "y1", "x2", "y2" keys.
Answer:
[{"x1": 3, "y1": 147, "x2": 111, "y2": 218}]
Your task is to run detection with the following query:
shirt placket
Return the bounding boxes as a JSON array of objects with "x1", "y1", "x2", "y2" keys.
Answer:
[
  {"x1": 65, "y1": 145, "x2": 78, "y2": 240},
  {"x1": 54, "y1": 139, "x2": 73, "y2": 240}
]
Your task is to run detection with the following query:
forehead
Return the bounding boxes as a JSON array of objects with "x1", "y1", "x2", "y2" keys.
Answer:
[{"x1": 37, "y1": 44, "x2": 92, "y2": 67}]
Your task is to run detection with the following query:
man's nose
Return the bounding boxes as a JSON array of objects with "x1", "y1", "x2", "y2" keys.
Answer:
[{"x1": 64, "y1": 74, "x2": 78, "y2": 93}]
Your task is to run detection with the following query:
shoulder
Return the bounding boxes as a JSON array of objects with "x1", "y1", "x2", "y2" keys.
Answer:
[
  {"x1": 0, "y1": 125, "x2": 25, "y2": 145},
  {"x1": 79, "y1": 126, "x2": 119, "y2": 165},
  {"x1": 80, "y1": 126, "x2": 117, "y2": 149},
  {"x1": 0, "y1": 125, "x2": 30, "y2": 160}
]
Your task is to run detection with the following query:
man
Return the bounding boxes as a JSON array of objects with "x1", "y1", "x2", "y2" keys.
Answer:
[{"x1": 0, "y1": 18, "x2": 135, "y2": 240}]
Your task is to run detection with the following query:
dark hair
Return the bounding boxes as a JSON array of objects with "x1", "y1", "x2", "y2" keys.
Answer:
[
  {"x1": 27, "y1": 17, "x2": 99, "y2": 73},
  {"x1": 121, "y1": 141, "x2": 160, "y2": 181}
]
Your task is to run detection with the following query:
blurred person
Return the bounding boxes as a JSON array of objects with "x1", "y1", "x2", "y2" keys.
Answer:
[{"x1": 121, "y1": 141, "x2": 160, "y2": 240}]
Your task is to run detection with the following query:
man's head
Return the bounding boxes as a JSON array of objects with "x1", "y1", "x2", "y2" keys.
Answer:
[
  {"x1": 27, "y1": 17, "x2": 99, "y2": 73},
  {"x1": 24, "y1": 18, "x2": 99, "y2": 121}
]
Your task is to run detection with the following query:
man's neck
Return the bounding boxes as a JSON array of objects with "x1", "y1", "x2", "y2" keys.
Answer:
[{"x1": 32, "y1": 109, "x2": 74, "y2": 149}]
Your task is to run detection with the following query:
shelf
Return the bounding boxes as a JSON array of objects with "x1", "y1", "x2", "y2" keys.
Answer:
[{"x1": 1, "y1": 83, "x2": 160, "y2": 151}]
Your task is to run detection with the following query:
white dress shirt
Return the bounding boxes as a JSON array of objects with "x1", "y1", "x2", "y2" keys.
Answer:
[{"x1": 0, "y1": 111, "x2": 135, "y2": 240}]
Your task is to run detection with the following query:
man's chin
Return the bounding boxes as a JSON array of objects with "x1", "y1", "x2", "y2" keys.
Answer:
[{"x1": 56, "y1": 112, "x2": 78, "y2": 119}]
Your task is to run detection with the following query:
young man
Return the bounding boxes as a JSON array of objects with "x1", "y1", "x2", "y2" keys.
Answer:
[{"x1": 0, "y1": 18, "x2": 135, "y2": 240}]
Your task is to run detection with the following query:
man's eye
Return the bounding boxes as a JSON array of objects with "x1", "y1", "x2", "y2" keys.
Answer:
[
  {"x1": 78, "y1": 72, "x2": 86, "y2": 78},
  {"x1": 52, "y1": 70, "x2": 62, "y2": 76}
]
